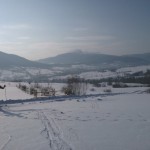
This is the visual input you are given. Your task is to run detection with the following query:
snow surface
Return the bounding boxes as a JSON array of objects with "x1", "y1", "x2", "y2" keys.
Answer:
[
  {"x1": 52, "y1": 65, "x2": 150, "y2": 80},
  {"x1": 117, "y1": 65, "x2": 150, "y2": 74},
  {"x1": 0, "y1": 82, "x2": 33, "y2": 101},
  {"x1": 0, "y1": 84, "x2": 150, "y2": 150},
  {"x1": 1, "y1": 65, "x2": 150, "y2": 81}
]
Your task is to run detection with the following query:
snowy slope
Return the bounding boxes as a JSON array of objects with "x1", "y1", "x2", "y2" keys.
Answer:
[
  {"x1": 52, "y1": 65, "x2": 150, "y2": 80},
  {"x1": 0, "y1": 92, "x2": 150, "y2": 150},
  {"x1": 116, "y1": 65, "x2": 150, "y2": 74},
  {"x1": 0, "y1": 65, "x2": 150, "y2": 81},
  {"x1": 0, "y1": 82, "x2": 33, "y2": 101},
  {"x1": 0, "y1": 81, "x2": 150, "y2": 150}
]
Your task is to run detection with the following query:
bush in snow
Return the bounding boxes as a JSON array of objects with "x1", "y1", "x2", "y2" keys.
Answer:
[
  {"x1": 90, "y1": 88, "x2": 95, "y2": 91},
  {"x1": 41, "y1": 87, "x2": 56, "y2": 96},
  {"x1": 112, "y1": 82, "x2": 128, "y2": 88},
  {"x1": 103, "y1": 88, "x2": 112, "y2": 93},
  {"x1": 17, "y1": 83, "x2": 28, "y2": 93},
  {"x1": 146, "y1": 88, "x2": 150, "y2": 93},
  {"x1": 62, "y1": 76, "x2": 87, "y2": 95}
]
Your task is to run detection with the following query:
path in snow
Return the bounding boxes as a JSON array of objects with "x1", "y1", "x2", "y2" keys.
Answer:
[
  {"x1": 38, "y1": 111, "x2": 72, "y2": 150},
  {"x1": 0, "y1": 134, "x2": 12, "y2": 150}
]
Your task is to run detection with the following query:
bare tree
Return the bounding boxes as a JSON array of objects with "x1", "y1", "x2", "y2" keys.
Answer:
[{"x1": 62, "y1": 76, "x2": 87, "y2": 95}]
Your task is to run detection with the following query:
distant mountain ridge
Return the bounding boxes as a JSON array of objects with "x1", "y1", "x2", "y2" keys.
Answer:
[
  {"x1": 124, "y1": 53, "x2": 150, "y2": 63},
  {"x1": 38, "y1": 51, "x2": 150, "y2": 66},
  {"x1": 0, "y1": 50, "x2": 150, "y2": 82},
  {"x1": 1, "y1": 50, "x2": 150, "y2": 69},
  {"x1": 0, "y1": 51, "x2": 48, "y2": 68}
]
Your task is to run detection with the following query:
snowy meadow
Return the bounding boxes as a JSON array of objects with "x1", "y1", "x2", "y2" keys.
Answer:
[{"x1": 0, "y1": 81, "x2": 150, "y2": 150}]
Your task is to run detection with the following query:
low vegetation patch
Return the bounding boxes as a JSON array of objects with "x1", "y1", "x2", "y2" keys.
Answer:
[
  {"x1": 112, "y1": 82, "x2": 128, "y2": 88},
  {"x1": 103, "y1": 88, "x2": 112, "y2": 93},
  {"x1": 146, "y1": 88, "x2": 150, "y2": 93},
  {"x1": 62, "y1": 76, "x2": 87, "y2": 95}
]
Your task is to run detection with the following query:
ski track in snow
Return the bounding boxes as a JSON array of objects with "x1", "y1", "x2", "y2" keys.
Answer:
[
  {"x1": 38, "y1": 111, "x2": 72, "y2": 150},
  {"x1": 0, "y1": 134, "x2": 12, "y2": 150}
]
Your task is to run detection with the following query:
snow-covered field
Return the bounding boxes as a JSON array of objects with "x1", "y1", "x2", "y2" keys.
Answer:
[
  {"x1": 0, "y1": 82, "x2": 67, "y2": 101},
  {"x1": 0, "y1": 82, "x2": 150, "y2": 150},
  {"x1": 52, "y1": 65, "x2": 150, "y2": 80},
  {"x1": 117, "y1": 65, "x2": 150, "y2": 74},
  {"x1": 0, "y1": 82, "x2": 33, "y2": 101},
  {"x1": 1, "y1": 65, "x2": 150, "y2": 81},
  {"x1": 79, "y1": 65, "x2": 150, "y2": 80}
]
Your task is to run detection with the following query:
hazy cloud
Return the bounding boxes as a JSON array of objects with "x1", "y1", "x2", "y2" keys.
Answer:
[
  {"x1": 17, "y1": 36, "x2": 31, "y2": 40},
  {"x1": 2, "y1": 24, "x2": 31, "y2": 30},
  {"x1": 0, "y1": 0, "x2": 149, "y2": 59},
  {"x1": 73, "y1": 27, "x2": 89, "y2": 32},
  {"x1": 65, "y1": 35, "x2": 115, "y2": 41}
]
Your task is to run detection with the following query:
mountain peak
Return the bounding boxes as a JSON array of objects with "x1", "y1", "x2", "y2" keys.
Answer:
[
  {"x1": 71, "y1": 49, "x2": 83, "y2": 54},
  {"x1": 0, "y1": 51, "x2": 48, "y2": 68},
  {"x1": 38, "y1": 51, "x2": 149, "y2": 66}
]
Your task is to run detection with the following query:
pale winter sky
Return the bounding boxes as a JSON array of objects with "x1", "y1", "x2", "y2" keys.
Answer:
[{"x1": 0, "y1": 0, "x2": 150, "y2": 60}]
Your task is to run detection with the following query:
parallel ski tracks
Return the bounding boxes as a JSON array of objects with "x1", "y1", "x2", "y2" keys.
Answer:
[{"x1": 38, "y1": 111, "x2": 72, "y2": 150}]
